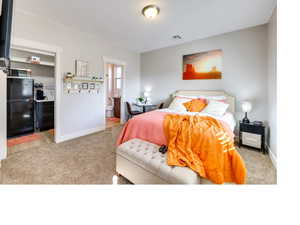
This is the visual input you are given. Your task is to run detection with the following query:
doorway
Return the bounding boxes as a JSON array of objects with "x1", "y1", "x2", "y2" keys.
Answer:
[
  {"x1": 3, "y1": 39, "x2": 62, "y2": 157},
  {"x1": 6, "y1": 47, "x2": 56, "y2": 149},
  {"x1": 103, "y1": 57, "x2": 126, "y2": 129},
  {"x1": 0, "y1": 38, "x2": 62, "y2": 161}
]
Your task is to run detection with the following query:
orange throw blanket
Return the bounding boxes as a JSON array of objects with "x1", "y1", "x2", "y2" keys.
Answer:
[{"x1": 164, "y1": 114, "x2": 247, "y2": 184}]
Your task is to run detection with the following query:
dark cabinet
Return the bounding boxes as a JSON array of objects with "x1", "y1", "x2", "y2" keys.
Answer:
[
  {"x1": 114, "y1": 97, "x2": 121, "y2": 118},
  {"x1": 35, "y1": 101, "x2": 54, "y2": 131}
]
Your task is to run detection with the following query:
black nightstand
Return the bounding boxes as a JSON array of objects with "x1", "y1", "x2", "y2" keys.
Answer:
[{"x1": 239, "y1": 121, "x2": 266, "y2": 154}]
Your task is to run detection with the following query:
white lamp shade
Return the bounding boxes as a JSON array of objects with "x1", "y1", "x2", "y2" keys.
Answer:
[
  {"x1": 144, "y1": 91, "x2": 150, "y2": 97},
  {"x1": 242, "y1": 101, "x2": 252, "y2": 113}
]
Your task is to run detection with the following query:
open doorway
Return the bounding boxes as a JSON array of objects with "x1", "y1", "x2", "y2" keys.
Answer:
[
  {"x1": 6, "y1": 43, "x2": 58, "y2": 152},
  {"x1": 105, "y1": 63, "x2": 123, "y2": 128},
  {"x1": 103, "y1": 57, "x2": 125, "y2": 129}
]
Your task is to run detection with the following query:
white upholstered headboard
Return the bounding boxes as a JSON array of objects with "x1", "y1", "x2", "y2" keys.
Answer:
[{"x1": 172, "y1": 90, "x2": 235, "y2": 114}]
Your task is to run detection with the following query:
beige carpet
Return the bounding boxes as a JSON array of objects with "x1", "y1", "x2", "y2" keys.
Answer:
[{"x1": 0, "y1": 126, "x2": 276, "y2": 184}]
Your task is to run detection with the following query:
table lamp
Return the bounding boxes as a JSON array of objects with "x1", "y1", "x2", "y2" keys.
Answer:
[
  {"x1": 144, "y1": 91, "x2": 151, "y2": 104},
  {"x1": 242, "y1": 101, "x2": 252, "y2": 123}
]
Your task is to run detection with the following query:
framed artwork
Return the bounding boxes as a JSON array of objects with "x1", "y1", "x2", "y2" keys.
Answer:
[
  {"x1": 75, "y1": 60, "x2": 88, "y2": 77},
  {"x1": 89, "y1": 83, "x2": 95, "y2": 89},
  {"x1": 183, "y1": 49, "x2": 223, "y2": 80},
  {"x1": 81, "y1": 83, "x2": 88, "y2": 89}
]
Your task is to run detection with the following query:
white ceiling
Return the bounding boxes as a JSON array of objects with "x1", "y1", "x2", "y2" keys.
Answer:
[{"x1": 14, "y1": 0, "x2": 276, "y2": 53}]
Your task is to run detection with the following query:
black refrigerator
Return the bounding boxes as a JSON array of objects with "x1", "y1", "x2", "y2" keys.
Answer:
[{"x1": 7, "y1": 78, "x2": 34, "y2": 138}]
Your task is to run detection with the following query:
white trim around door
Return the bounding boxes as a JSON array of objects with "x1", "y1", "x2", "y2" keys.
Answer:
[
  {"x1": 0, "y1": 70, "x2": 7, "y2": 161},
  {"x1": 102, "y1": 56, "x2": 127, "y2": 124}
]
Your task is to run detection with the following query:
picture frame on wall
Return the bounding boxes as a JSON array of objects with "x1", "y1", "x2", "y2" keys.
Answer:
[
  {"x1": 89, "y1": 83, "x2": 95, "y2": 89},
  {"x1": 183, "y1": 49, "x2": 223, "y2": 80},
  {"x1": 75, "y1": 60, "x2": 88, "y2": 77},
  {"x1": 81, "y1": 83, "x2": 88, "y2": 89}
]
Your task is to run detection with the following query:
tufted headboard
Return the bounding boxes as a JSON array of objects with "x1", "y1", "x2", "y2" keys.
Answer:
[{"x1": 172, "y1": 90, "x2": 235, "y2": 114}]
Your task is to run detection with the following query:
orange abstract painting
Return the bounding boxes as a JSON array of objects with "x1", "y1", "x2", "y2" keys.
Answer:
[{"x1": 183, "y1": 49, "x2": 223, "y2": 80}]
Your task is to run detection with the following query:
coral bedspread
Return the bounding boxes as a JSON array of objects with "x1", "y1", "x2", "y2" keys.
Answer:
[
  {"x1": 117, "y1": 111, "x2": 169, "y2": 146},
  {"x1": 117, "y1": 111, "x2": 246, "y2": 184}
]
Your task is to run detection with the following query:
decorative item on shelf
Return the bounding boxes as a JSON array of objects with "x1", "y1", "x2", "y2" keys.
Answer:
[
  {"x1": 28, "y1": 56, "x2": 40, "y2": 64},
  {"x1": 65, "y1": 72, "x2": 74, "y2": 79},
  {"x1": 99, "y1": 74, "x2": 104, "y2": 82},
  {"x1": 241, "y1": 101, "x2": 252, "y2": 123}
]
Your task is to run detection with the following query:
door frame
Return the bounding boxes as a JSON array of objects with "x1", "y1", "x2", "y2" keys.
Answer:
[
  {"x1": 11, "y1": 38, "x2": 62, "y2": 144},
  {"x1": 0, "y1": 70, "x2": 7, "y2": 161},
  {"x1": 102, "y1": 56, "x2": 126, "y2": 124}
]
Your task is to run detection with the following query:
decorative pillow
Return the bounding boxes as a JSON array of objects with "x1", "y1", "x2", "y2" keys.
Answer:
[
  {"x1": 199, "y1": 95, "x2": 227, "y2": 103},
  {"x1": 168, "y1": 96, "x2": 193, "y2": 112},
  {"x1": 201, "y1": 100, "x2": 229, "y2": 116},
  {"x1": 183, "y1": 99, "x2": 207, "y2": 112}
]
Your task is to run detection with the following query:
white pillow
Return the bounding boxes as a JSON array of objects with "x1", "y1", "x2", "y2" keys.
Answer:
[
  {"x1": 168, "y1": 97, "x2": 192, "y2": 112},
  {"x1": 201, "y1": 100, "x2": 229, "y2": 116},
  {"x1": 176, "y1": 95, "x2": 199, "y2": 99}
]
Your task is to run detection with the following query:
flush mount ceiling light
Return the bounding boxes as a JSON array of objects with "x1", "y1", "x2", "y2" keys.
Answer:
[{"x1": 142, "y1": 5, "x2": 160, "y2": 19}]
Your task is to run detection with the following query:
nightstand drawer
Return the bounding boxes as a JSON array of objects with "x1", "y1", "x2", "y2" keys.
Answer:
[
  {"x1": 242, "y1": 132, "x2": 261, "y2": 148},
  {"x1": 240, "y1": 123, "x2": 264, "y2": 134}
]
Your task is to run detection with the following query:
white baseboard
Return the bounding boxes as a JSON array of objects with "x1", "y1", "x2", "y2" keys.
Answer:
[
  {"x1": 267, "y1": 145, "x2": 277, "y2": 169},
  {"x1": 56, "y1": 126, "x2": 105, "y2": 143}
]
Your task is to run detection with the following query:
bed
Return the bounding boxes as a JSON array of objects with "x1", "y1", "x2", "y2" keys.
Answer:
[
  {"x1": 117, "y1": 90, "x2": 236, "y2": 146},
  {"x1": 116, "y1": 90, "x2": 245, "y2": 184}
]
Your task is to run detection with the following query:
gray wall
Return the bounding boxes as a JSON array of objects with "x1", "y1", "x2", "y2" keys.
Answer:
[
  {"x1": 267, "y1": 7, "x2": 277, "y2": 157},
  {"x1": 12, "y1": 10, "x2": 140, "y2": 140},
  {"x1": 141, "y1": 25, "x2": 268, "y2": 122}
]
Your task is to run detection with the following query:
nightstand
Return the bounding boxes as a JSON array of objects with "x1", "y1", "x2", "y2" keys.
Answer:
[{"x1": 239, "y1": 121, "x2": 266, "y2": 154}]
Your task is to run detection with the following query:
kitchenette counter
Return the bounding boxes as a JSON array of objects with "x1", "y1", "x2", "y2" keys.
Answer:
[{"x1": 34, "y1": 99, "x2": 55, "y2": 103}]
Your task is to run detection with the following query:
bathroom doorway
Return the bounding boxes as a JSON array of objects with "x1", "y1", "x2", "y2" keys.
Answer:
[{"x1": 103, "y1": 58, "x2": 125, "y2": 129}]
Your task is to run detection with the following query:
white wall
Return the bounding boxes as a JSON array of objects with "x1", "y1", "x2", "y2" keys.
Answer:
[
  {"x1": 141, "y1": 25, "x2": 268, "y2": 123},
  {"x1": 267, "y1": 7, "x2": 277, "y2": 158},
  {"x1": 0, "y1": 1, "x2": 7, "y2": 160},
  {"x1": 12, "y1": 9, "x2": 140, "y2": 141},
  {"x1": 0, "y1": 70, "x2": 7, "y2": 160}
]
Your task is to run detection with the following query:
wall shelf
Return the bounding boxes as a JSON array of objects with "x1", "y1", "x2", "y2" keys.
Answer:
[
  {"x1": 63, "y1": 77, "x2": 104, "y2": 83},
  {"x1": 11, "y1": 56, "x2": 55, "y2": 67},
  {"x1": 63, "y1": 76, "x2": 103, "y2": 94}
]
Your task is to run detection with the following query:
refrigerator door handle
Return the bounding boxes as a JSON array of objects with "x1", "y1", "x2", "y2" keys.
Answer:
[{"x1": 7, "y1": 98, "x2": 33, "y2": 103}]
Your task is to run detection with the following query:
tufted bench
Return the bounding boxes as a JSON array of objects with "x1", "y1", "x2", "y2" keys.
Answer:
[{"x1": 116, "y1": 138, "x2": 202, "y2": 184}]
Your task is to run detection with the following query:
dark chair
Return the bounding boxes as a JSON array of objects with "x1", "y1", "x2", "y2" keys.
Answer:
[
  {"x1": 158, "y1": 102, "x2": 164, "y2": 109},
  {"x1": 126, "y1": 102, "x2": 143, "y2": 119}
]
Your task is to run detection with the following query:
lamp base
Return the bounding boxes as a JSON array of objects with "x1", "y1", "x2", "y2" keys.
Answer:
[{"x1": 242, "y1": 117, "x2": 250, "y2": 123}]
